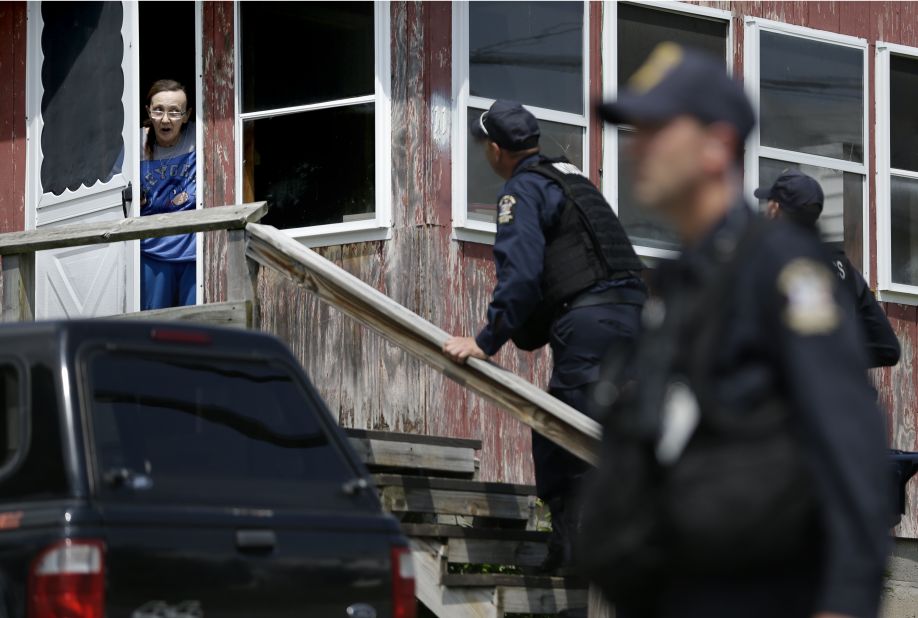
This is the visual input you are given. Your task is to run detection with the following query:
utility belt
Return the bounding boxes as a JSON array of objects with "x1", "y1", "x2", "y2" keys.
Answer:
[
  {"x1": 511, "y1": 275, "x2": 647, "y2": 351},
  {"x1": 559, "y1": 283, "x2": 647, "y2": 314}
]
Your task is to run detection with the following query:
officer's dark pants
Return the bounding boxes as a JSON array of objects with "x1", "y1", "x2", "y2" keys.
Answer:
[{"x1": 533, "y1": 302, "x2": 641, "y2": 562}]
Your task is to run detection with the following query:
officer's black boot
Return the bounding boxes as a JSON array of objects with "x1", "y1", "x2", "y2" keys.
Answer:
[{"x1": 537, "y1": 496, "x2": 568, "y2": 574}]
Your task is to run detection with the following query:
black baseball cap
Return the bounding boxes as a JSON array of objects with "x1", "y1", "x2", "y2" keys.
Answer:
[
  {"x1": 598, "y1": 42, "x2": 754, "y2": 143},
  {"x1": 754, "y1": 169, "x2": 824, "y2": 213},
  {"x1": 471, "y1": 100, "x2": 540, "y2": 151}
]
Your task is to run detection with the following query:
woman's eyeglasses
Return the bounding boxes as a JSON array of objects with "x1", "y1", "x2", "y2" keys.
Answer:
[{"x1": 148, "y1": 108, "x2": 187, "y2": 120}]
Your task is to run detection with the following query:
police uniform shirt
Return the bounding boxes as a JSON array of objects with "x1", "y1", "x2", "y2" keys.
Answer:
[
  {"x1": 648, "y1": 203, "x2": 889, "y2": 617},
  {"x1": 474, "y1": 155, "x2": 639, "y2": 357},
  {"x1": 826, "y1": 247, "x2": 901, "y2": 368}
]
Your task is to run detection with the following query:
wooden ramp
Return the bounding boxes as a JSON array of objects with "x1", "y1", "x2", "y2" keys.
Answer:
[{"x1": 346, "y1": 429, "x2": 589, "y2": 618}]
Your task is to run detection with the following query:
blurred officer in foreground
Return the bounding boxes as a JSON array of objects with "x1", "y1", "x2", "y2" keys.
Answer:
[
  {"x1": 442, "y1": 100, "x2": 646, "y2": 571},
  {"x1": 578, "y1": 43, "x2": 890, "y2": 618},
  {"x1": 756, "y1": 169, "x2": 900, "y2": 368}
]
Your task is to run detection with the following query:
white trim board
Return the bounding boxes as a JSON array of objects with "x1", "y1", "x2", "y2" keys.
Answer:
[
  {"x1": 451, "y1": 0, "x2": 591, "y2": 243},
  {"x1": 743, "y1": 16, "x2": 870, "y2": 280},
  {"x1": 875, "y1": 42, "x2": 918, "y2": 298},
  {"x1": 232, "y1": 0, "x2": 392, "y2": 248}
]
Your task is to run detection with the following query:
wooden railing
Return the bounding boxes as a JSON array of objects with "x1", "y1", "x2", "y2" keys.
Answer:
[
  {"x1": 0, "y1": 203, "x2": 600, "y2": 464},
  {"x1": 0, "y1": 203, "x2": 267, "y2": 324}
]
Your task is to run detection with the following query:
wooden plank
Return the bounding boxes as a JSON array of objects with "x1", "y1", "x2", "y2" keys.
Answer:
[
  {"x1": 400, "y1": 524, "x2": 548, "y2": 543},
  {"x1": 497, "y1": 586, "x2": 588, "y2": 615},
  {"x1": 380, "y1": 486, "x2": 535, "y2": 521},
  {"x1": 374, "y1": 474, "x2": 535, "y2": 496},
  {"x1": 245, "y1": 223, "x2": 602, "y2": 466},
  {"x1": 0, "y1": 203, "x2": 267, "y2": 255},
  {"x1": 106, "y1": 300, "x2": 251, "y2": 328},
  {"x1": 201, "y1": 1, "x2": 237, "y2": 306},
  {"x1": 349, "y1": 437, "x2": 477, "y2": 476},
  {"x1": 225, "y1": 229, "x2": 255, "y2": 304},
  {"x1": 0, "y1": 1, "x2": 27, "y2": 236},
  {"x1": 345, "y1": 428, "x2": 482, "y2": 450},
  {"x1": 447, "y1": 538, "x2": 547, "y2": 568},
  {"x1": 411, "y1": 539, "x2": 498, "y2": 618},
  {"x1": 441, "y1": 573, "x2": 584, "y2": 589},
  {"x1": 1, "y1": 253, "x2": 32, "y2": 322}
]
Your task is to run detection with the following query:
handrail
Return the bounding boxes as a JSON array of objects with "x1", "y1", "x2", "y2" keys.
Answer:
[
  {"x1": 0, "y1": 203, "x2": 267, "y2": 255},
  {"x1": 245, "y1": 222, "x2": 601, "y2": 465}
]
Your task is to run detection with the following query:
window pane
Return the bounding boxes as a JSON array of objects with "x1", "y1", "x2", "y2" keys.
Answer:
[
  {"x1": 40, "y1": 2, "x2": 125, "y2": 195},
  {"x1": 467, "y1": 109, "x2": 583, "y2": 224},
  {"x1": 87, "y1": 352, "x2": 354, "y2": 508},
  {"x1": 758, "y1": 158, "x2": 864, "y2": 265},
  {"x1": 245, "y1": 104, "x2": 375, "y2": 229},
  {"x1": 616, "y1": 130, "x2": 680, "y2": 251},
  {"x1": 241, "y1": 2, "x2": 374, "y2": 113},
  {"x1": 891, "y1": 55, "x2": 918, "y2": 172},
  {"x1": 760, "y1": 31, "x2": 863, "y2": 163},
  {"x1": 469, "y1": 1, "x2": 583, "y2": 114},
  {"x1": 618, "y1": 4, "x2": 727, "y2": 87},
  {"x1": 891, "y1": 175, "x2": 918, "y2": 287},
  {"x1": 0, "y1": 364, "x2": 68, "y2": 501}
]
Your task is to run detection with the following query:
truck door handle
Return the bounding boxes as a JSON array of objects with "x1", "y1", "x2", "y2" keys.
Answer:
[{"x1": 235, "y1": 529, "x2": 276, "y2": 552}]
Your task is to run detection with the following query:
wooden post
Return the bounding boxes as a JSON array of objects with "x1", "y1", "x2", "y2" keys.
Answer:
[
  {"x1": 225, "y1": 229, "x2": 253, "y2": 303},
  {"x1": 1, "y1": 253, "x2": 33, "y2": 322}
]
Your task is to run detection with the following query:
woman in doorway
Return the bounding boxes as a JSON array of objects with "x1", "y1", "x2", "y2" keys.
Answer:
[{"x1": 139, "y1": 79, "x2": 196, "y2": 310}]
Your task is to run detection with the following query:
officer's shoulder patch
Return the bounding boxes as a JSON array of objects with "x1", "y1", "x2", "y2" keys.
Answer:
[
  {"x1": 498, "y1": 195, "x2": 516, "y2": 225},
  {"x1": 777, "y1": 258, "x2": 840, "y2": 335}
]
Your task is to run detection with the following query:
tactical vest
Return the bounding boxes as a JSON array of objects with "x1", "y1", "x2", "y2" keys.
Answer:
[
  {"x1": 524, "y1": 158, "x2": 643, "y2": 308},
  {"x1": 509, "y1": 158, "x2": 644, "y2": 351}
]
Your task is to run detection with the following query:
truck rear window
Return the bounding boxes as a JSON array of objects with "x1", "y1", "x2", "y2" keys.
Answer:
[{"x1": 85, "y1": 350, "x2": 355, "y2": 508}]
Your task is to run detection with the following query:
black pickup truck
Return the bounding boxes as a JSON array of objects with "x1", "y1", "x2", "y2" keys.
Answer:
[{"x1": 0, "y1": 321, "x2": 414, "y2": 618}]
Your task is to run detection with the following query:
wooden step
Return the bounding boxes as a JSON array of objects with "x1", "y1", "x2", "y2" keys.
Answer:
[
  {"x1": 447, "y1": 537, "x2": 547, "y2": 569},
  {"x1": 376, "y1": 474, "x2": 537, "y2": 521},
  {"x1": 401, "y1": 523, "x2": 548, "y2": 542},
  {"x1": 496, "y1": 586, "x2": 588, "y2": 615},
  {"x1": 440, "y1": 573, "x2": 584, "y2": 589},
  {"x1": 346, "y1": 429, "x2": 478, "y2": 477}
]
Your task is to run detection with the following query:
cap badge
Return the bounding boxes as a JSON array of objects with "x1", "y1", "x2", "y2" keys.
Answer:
[{"x1": 628, "y1": 42, "x2": 684, "y2": 94}]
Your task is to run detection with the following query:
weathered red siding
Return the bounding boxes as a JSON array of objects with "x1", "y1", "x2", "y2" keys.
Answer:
[
  {"x1": 201, "y1": 1, "x2": 237, "y2": 304},
  {"x1": 0, "y1": 1, "x2": 26, "y2": 235}
]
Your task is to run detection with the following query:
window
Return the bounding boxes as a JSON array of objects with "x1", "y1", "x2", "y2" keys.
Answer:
[
  {"x1": 877, "y1": 44, "x2": 918, "y2": 299},
  {"x1": 237, "y1": 2, "x2": 391, "y2": 246},
  {"x1": 85, "y1": 351, "x2": 359, "y2": 509},
  {"x1": 0, "y1": 364, "x2": 69, "y2": 501},
  {"x1": 745, "y1": 20, "x2": 867, "y2": 269},
  {"x1": 453, "y1": 1, "x2": 588, "y2": 244},
  {"x1": 603, "y1": 2, "x2": 730, "y2": 257}
]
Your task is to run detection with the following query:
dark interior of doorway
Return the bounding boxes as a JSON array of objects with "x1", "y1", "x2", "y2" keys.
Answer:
[{"x1": 139, "y1": 2, "x2": 196, "y2": 127}]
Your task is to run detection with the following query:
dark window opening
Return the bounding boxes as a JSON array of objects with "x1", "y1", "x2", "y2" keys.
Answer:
[
  {"x1": 139, "y1": 2, "x2": 196, "y2": 129},
  {"x1": 241, "y1": 1, "x2": 377, "y2": 229}
]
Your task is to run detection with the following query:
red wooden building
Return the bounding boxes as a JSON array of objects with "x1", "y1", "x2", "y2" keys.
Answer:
[{"x1": 1, "y1": 0, "x2": 917, "y2": 556}]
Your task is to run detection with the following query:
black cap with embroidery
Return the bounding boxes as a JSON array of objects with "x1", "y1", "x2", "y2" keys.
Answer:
[
  {"x1": 471, "y1": 100, "x2": 540, "y2": 151},
  {"x1": 598, "y1": 42, "x2": 754, "y2": 142},
  {"x1": 755, "y1": 169, "x2": 825, "y2": 213}
]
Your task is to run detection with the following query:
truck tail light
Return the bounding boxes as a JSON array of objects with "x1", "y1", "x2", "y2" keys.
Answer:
[
  {"x1": 29, "y1": 539, "x2": 105, "y2": 618},
  {"x1": 391, "y1": 546, "x2": 416, "y2": 618},
  {"x1": 150, "y1": 328, "x2": 212, "y2": 345}
]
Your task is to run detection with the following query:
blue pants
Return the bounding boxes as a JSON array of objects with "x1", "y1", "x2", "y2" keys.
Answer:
[
  {"x1": 141, "y1": 256, "x2": 196, "y2": 310},
  {"x1": 533, "y1": 302, "x2": 642, "y2": 501}
]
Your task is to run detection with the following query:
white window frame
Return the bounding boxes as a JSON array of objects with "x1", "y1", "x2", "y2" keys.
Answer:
[
  {"x1": 602, "y1": 1, "x2": 733, "y2": 262},
  {"x1": 451, "y1": 0, "x2": 591, "y2": 246},
  {"x1": 876, "y1": 42, "x2": 918, "y2": 303},
  {"x1": 743, "y1": 17, "x2": 869, "y2": 276},
  {"x1": 233, "y1": 1, "x2": 392, "y2": 248}
]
